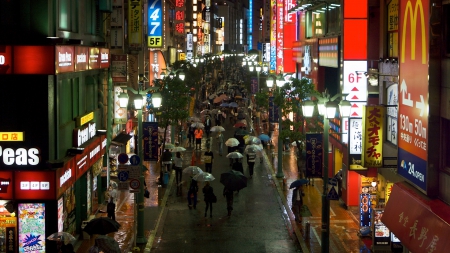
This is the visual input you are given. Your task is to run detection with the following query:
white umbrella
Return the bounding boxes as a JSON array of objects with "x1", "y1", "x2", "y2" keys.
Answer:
[
  {"x1": 210, "y1": 126, "x2": 225, "y2": 132},
  {"x1": 189, "y1": 117, "x2": 201, "y2": 122},
  {"x1": 191, "y1": 122, "x2": 205, "y2": 128},
  {"x1": 183, "y1": 166, "x2": 203, "y2": 175},
  {"x1": 164, "y1": 143, "x2": 175, "y2": 149},
  {"x1": 200, "y1": 109, "x2": 211, "y2": 114},
  {"x1": 291, "y1": 141, "x2": 304, "y2": 147},
  {"x1": 245, "y1": 136, "x2": 261, "y2": 145},
  {"x1": 171, "y1": 147, "x2": 186, "y2": 152},
  {"x1": 193, "y1": 172, "x2": 215, "y2": 182},
  {"x1": 225, "y1": 138, "x2": 240, "y2": 147},
  {"x1": 245, "y1": 144, "x2": 263, "y2": 153},
  {"x1": 226, "y1": 151, "x2": 243, "y2": 159}
]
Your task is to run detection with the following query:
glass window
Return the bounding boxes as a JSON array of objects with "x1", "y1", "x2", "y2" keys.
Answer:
[
  {"x1": 59, "y1": 79, "x2": 73, "y2": 125},
  {"x1": 386, "y1": 83, "x2": 398, "y2": 145},
  {"x1": 59, "y1": 0, "x2": 70, "y2": 30}
]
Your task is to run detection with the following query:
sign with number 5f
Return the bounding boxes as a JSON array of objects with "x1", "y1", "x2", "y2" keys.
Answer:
[{"x1": 148, "y1": 0, "x2": 163, "y2": 48}]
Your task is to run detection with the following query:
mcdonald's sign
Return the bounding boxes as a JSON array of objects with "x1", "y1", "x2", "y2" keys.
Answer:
[{"x1": 398, "y1": 0, "x2": 429, "y2": 191}]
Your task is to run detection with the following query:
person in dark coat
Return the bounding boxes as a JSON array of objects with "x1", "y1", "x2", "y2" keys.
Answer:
[
  {"x1": 161, "y1": 148, "x2": 172, "y2": 172},
  {"x1": 187, "y1": 176, "x2": 199, "y2": 209},
  {"x1": 291, "y1": 186, "x2": 304, "y2": 224},
  {"x1": 204, "y1": 115, "x2": 212, "y2": 138},
  {"x1": 107, "y1": 197, "x2": 116, "y2": 221},
  {"x1": 232, "y1": 158, "x2": 244, "y2": 174},
  {"x1": 223, "y1": 187, "x2": 234, "y2": 216},
  {"x1": 202, "y1": 182, "x2": 215, "y2": 218}
]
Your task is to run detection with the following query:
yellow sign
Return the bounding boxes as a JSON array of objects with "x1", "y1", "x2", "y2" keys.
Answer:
[
  {"x1": 77, "y1": 112, "x2": 94, "y2": 126},
  {"x1": 401, "y1": 0, "x2": 426, "y2": 64},
  {"x1": 179, "y1": 53, "x2": 186, "y2": 61},
  {"x1": 362, "y1": 106, "x2": 384, "y2": 167},
  {"x1": 128, "y1": 0, "x2": 142, "y2": 46},
  {"x1": 0, "y1": 132, "x2": 24, "y2": 141}
]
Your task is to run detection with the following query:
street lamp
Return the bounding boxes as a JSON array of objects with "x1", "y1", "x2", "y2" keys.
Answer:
[
  {"x1": 302, "y1": 91, "x2": 350, "y2": 253},
  {"x1": 119, "y1": 86, "x2": 162, "y2": 245}
]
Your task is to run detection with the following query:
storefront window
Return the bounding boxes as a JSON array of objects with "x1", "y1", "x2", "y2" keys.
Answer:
[{"x1": 386, "y1": 83, "x2": 398, "y2": 145}]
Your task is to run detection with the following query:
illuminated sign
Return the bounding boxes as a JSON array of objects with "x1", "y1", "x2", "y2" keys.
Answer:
[
  {"x1": 397, "y1": 0, "x2": 428, "y2": 191},
  {"x1": 343, "y1": 61, "x2": 367, "y2": 117},
  {"x1": 174, "y1": 0, "x2": 186, "y2": 36},
  {"x1": 270, "y1": 0, "x2": 277, "y2": 72},
  {"x1": 0, "y1": 132, "x2": 24, "y2": 141},
  {"x1": 89, "y1": 47, "x2": 100, "y2": 69},
  {"x1": 15, "y1": 171, "x2": 56, "y2": 200},
  {"x1": 111, "y1": 55, "x2": 127, "y2": 83},
  {"x1": 362, "y1": 106, "x2": 384, "y2": 167},
  {"x1": 75, "y1": 46, "x2": 89, "y2": 71},
  {"x1": 129, "y1": 0, "x2": 143, "y2": 47},
  {"x1": 147, "y1": 0, "x2": 163, "y2": 48},
  {"x1": 76, "y1": 112, "x2": 94, "y2": 126},
  {"x1": 56, "y1": 46, "x2": 75, "y2": 73},
  {"x1": 276, "y1": 0, "x2": 284, "y2": 73},
  {"x1": 18, "y1": 203, "x2": 45, "y2": 252},
  {"x1": 13, "y1": 46, "x2": 55, "y2": 75},
  {"x1": 0, "y1": 172, "x2": 13, "y2": 199},
  {"x1": 319, "y1": 37, "x2": 339, "y2": 68},
  {"x1": 100, "y1": 48, "x2": 110, "y2": 68},
  {"x1": 148, "y1": 50, "x2": 166, "y2": 87},
  {"x1": 0, "y1": 146, "x2": 40, "y2": 166},
  {"x1": 0, "y1": 45, "x2": 12, "y2": 74},
  {"x1": 73, "y1": 122, "x2": 97, "y2": 147},
  {"x1": 75, "y1": 135, "x2": 106, "y2": 180}
]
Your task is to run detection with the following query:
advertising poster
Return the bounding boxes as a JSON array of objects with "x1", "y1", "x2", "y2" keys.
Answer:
[
  {"x1": 360, "y1": 192, "x2": 371, "y2": 227},
  {"x1": 362, "y1": 106, "x2": 384, "y2": 167},
  {"x1": 268, "y1": 97, "x2": 279, "y2": 123},
  {"x1": 111, "y1": 55, "x2": 127, "y2": 83},
  {"x1": 18, "y1": 203, "x2": 45, "y2": 252},
  {"x1": 305, "y1": 133, "x2": 323, "y2": 178},
  {"x1": 374, "y1": 209, "x2": 390, "y2": 246},
  {"x1": 143, "y1": 122, "x2": 159, "y2": 161},
  {"x1": 57, "y1": 198, "x2": 63, "y2": 232},
  {"x1": 114, "y1": 86, "x2": 128, "y2": 124}
]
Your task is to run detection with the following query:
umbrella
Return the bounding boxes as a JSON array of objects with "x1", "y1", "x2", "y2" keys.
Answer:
[
  {"x1": 189, "y1": 116, "x2": 201, "y2": 122},
  {"x1": 229, "y1": 102, "x2": 238, "y2": 107},
  {"x1": 95, "y1": 235, "x2": 121, "y2": 253},
  {"x1": 210, "y1": 109, "x2": 220, "y2": 114},
  {"x1": 220, "y1": 102, "x2": 229, "y2": 107},
  {"x1": 210, "y1": 126, "x2": 225, "y2": 132},
  {"x1": 193, "y1": 172, "x2": 215, "y2": 182},
  {"x1": 258, "y1": 134, "x2": 271, "y2": 141},
  {"x1": 208, "y1": 93, "x2": 217, "y2": 99},
  {"x1": 226, "y1": 151, "x2": 243, "y2": 159},
  {"x1": 200, "y1": 109, "x2": 211, "y2": 114},
  {"x1": 234, "y1": 122, "x2": 247, "y2": 128},
  {"x1": 245, "y1": 136, "x2": 261, "y2": 145},
  {"x1": 219, "y1": 94, "x2": 229, "y2": 100},
  {"x1": 225, "y1": 138, "x2": 240, "y2": 147},
  {"x1": 191, "y1": 122, "x2": 205, "y2": 128},
  {"x1": 290, "y1": 179, "x2": 309, "y2": 189},
  {"x1": 183, "y1": 166, "x2": 203, "y2": 175},
  {"x1": 163, "y1": 143, "x2": 175, "y2": 149},
  {"x1": 235, "y1": 129, "x2": 250, "y2": 136},
  {"x1": 47, "y1": 232, "x2": 77, "y2": 245},
  {"x1": 202, "y1": 100, "x2": 211, "y2": 104},
  {"x1": 213, "y1": 97, "x2": 223, "y2": 104},
  {"x1": 237, "y1": 113, "x2": 246, "y2": 120},
  {"x1": 171, "y1": 147, "x2": 186, "y2": 152},
  {"x1": 220, "y1": 170, "x2": 248, "y2": 191},
  {"x1": 83, "y1": 217, "x2": 121, "y2": 235},
  {"x1": 245, "y1": 144, "x2": 263, "y2": 153}
]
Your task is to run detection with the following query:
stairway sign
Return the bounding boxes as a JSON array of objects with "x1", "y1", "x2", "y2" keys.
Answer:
[{"x1": 327, "y1": 186, "x2": 339, "y2": 200}]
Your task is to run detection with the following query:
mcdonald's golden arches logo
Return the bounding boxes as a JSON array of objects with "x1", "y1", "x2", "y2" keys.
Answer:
[{"x1": 401, "y1": 0, "x2": 427, "y2": 64}]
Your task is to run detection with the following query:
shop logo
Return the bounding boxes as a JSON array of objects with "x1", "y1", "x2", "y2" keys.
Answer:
[
  {"x1": 401, "y1": 0, "x2": 426, "y2": 64},
  {"x1": 60, "y1": 168, "x2": 72, "y2": 187},
  {"x1": 0, "y1": 146, "x2": 40, "y2": 166},
  {"x1": 22, "y1": 234, "x2": 43, "y2": 251},
  {"x1": 0, "y1": 178, "x2": 10, "y2": 193}
]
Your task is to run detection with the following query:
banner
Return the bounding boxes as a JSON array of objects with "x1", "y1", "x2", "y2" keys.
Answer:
[
  {"x1": 250, "y1": 77, "x2": 258, "y2": 94},
  {"x1": 305, "y1": 133, "x2": 323, "y2": 178},
  {"x1": 128, "y1": 0, "x2": 142, "y2": 47},
  {"x1": 268, "y1": 97, "x2": 279, "y2": 123},
  {"x1": 362, "y1": 106, "x2": 384, "y2": 167},
  {"x1": 143, "y1": 122, "x2": 159, "y2": 161}
]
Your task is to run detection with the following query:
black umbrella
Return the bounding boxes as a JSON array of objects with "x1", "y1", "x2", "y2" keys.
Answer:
[
  {"x1": 220, "y1": 170, "x2": 248, "y2": 191},
  {"x1": 83, "y1": 217, "x2": 120, "y2": 235},
  {"x1": 95, "y1": 235, "x2": 121, "y2": 253},
  {"x1": 289, "y1": 179, "x2": 309, "y2": 189}
]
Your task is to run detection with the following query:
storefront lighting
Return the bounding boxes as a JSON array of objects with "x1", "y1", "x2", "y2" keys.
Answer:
[
  {"x1": 371, "y1": 181, "x2": 378, "y2": 187},
  {"x1": 119, "y1": 92, "x2": 129, "y2": 108},
  {"x1": 302, "y1": 100, "x2": 315, "y2": 117}
]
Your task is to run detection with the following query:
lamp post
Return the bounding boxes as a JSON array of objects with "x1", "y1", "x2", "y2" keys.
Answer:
[
  {"x1": 119, "y1": 86, "x2": 162, "y2": 245},
  {"x1": 302, "y1": 92, "x2": 350, "y2": 253}
]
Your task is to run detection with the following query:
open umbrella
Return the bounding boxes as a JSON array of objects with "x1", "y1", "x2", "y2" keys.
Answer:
[
  {"x1": 226, "y1": 151, "x2": 243, "y2": 159},
  {"x1": 229, "y1": 102, "x2": 238, "y2": 107},
  {"x1": 200, "y1": 109, "x2": 211, "y2": 114},
  {"x1": 245, "y1": 136, "x2": 261, "y2": 145},
  {"x1": 213, "y1": 97, "x2": 223, "y2": 104},
  {"x1": 220, "y1": 170, "x2": 248, "y2": 191},
  {"x1": 208, "y1": 93, "x2": 217, "y2": 99},
  {"x1": 220, "y1": 102, "x2": 229, "y2": 107},
  {"x1": 95, "y1": 235, "x2": 121, "y2": 253},
  {"x1": 258, "y1": 134, "x2": 271, "y2": 141},
  {"x1": 83, "y1": 217, "x2": 121, "y2": 235},
  {"x1": 183, "y1": 166, "x2": 203, "y2": 175},
  {"x1": 233, "y1": 122, "x2": 247, "y2": 128},
  {"x1": 47, "y1": 232, "x2": 77, "y2": 245},
  {"x1": 237, "y1": 113, "x2": 246, "y2": 120},
  {"x1": 171, "y1": 147, "x2": 186, "y2": 152},
  {"x1": 290, "y1": 179, "x2": 309, "y2": 189},
  {"x1": 191, "y1": 122, "x2": 205, "y2": 128},
  {"x1": 235, "y1": 129, "x2": 250, "y2": 136},
  {"x1": 244, "y1": 144, "x2": 263, "y2": 153},
  {"x1": 163, "y1": 143, "x2": 175, "y2": 149},
  {"x1": 193, "y1": 172, "x2": 215, "y2": 182},
  {"x1": 189, "y1": 116, "x2": 201, "y2": 122},
  {"x1": 210, "y1": 126, "x2": 225, "y2": 132},
  {"x1": 225, "y1": 138, "x2": 240, "y2": 147}
]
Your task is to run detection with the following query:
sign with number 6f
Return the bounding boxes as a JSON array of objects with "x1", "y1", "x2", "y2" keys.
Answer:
[{"x1": 148, "y1": 0, "x2": 163, "y2": 48}]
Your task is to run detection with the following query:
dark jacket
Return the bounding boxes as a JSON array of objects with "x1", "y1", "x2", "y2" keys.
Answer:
[
  {"x1": 202, "y1": 185, "x2": 215, "y2": 202},
  {"x1": 188, "y1": 178, "x2": 198, "y2": 192},
  {"x1": 162, "y1": 149, "x2": 172, "y2": 162},
  {"x1": 232, "y1": 161, "x2": 244, "y2": 174}
]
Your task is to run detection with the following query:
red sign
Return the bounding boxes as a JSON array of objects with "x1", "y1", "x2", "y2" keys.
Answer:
[
  {"x1": 382, "y1": 183, "x2": 450, "y2": 253},
  {"x1": 13, "y1": 46, "x2": 55, "y2": 74},
  {"x1": 0, "y1": 46, "x2": 12, "y2": 74},
  {"x1": 100, "y1": 48, "x2": 110, "y2": 68},
  {"x1": 75, "y1": 46, "x2": 89, "y2": 71},
  {"x1": 276, "y1": 0, "x2": 284, "y2": 73},
  {"x1": 283, "y1": 23, "x2": 296, "y2": 73},
  {"x1": 75, "y1": 136, "x2": 106, "y2": 180},
  {"x1": 14, "y1": 171, "x2": 56, "y2": 200},
  {"x1": 148, "y1": 50, "x2": 167, "y2": 87},
  {"x1": 56, "y1": 46, "x2": 75, "y2": 73},
  {"x1": 89, "y1": 47, "x2": 101, "y2": 69},
  {"x1": 56, "y1": 158, "x2": 77, "y2": 198},
  {"x1": 0, "y1": 171, "x2": 13, "y2": 199}
]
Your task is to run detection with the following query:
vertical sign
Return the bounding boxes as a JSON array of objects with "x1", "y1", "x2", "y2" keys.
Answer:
[
  {"x1": 270, "y1": 0, "x2": 277, "y2": 72},
  {"x1": 114, "y1": 86, "x2": 128, "y2": 124},
  {"x1": 250, "y1": 77, "x2": 258, "y2": 94},
  {"x1": 349, "y1": 118, "x2": 363, "y2": 169},
  {"x1": 360, "y1": 193, "x2": 372, "y2": 227},
  {"x1": 18, "y1": 203, "x2": 45, "y2": 252},
  {"x1": 111, "y1": 55, "x2": 128, "y2": 83},
  {"x1": 143, "y1": 122, "x2": 159, "y2": 161},
  {"x1": 268, "y1": 97, "x2": 279, "y2": 123},
  {"x1": 386, "y1": 84, "x2": 398, "y2": 145},
  {"x1": 148, "y1": 0, "x2": 163, "y2": 48},
  {"x1": 276, "y1": 0, "x2": 284, "y2": 73},
  {"x1": 397, "y1": 0, "x2": 429, "y2": 191},
  {"x1": 362, "y1": 106, "x2": 384, "y2": 167},
  {"x1": 306, "y1": 133, "x2": 323, "y2": 178},
  {"x1": 264, "y1": 0, "x2": 271, "y2": 41},
  {"x1": 388, "y1": 0, "x2": 399, "y2": 58},
  {"x1": 129, "y1": 0, "x2": 142, "y2": 47},
  {"x1": 343, "y1": 61, "x2": 367, "y2": 117},
  {"x1": 149, "y1": 50, "x2": 166, "y2": 86},
  {"x1": 186, "y1": 33, "x2": 193, "y2": 60}
]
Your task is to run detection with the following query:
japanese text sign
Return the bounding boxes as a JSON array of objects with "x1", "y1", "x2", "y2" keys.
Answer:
[
  {"x1": 362, "y1": 106, "x2": 384, "y2": 167},
  {"x1": 148, "y1": 0, "x2": 163, "y2": 48}
]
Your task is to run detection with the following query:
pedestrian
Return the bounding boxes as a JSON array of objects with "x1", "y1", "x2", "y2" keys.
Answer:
[
  {"x1": 187, "y1": 120, "x2": 195, "y2": 147},
  {"x1": 291, "y1": 185, "x2": 304, "y2": 224},
  {"x1": 187, "y1": 175, "x2": 198, "y2": 209},
  {"x1": 223, "y1": 187, "x2": 234, "y2": 216},
  {"x1": 173, "y1": 152, "x2": 183, "y2": 186},
  {"x1": 161, "y1": 148, "x2": 173, "y2": 172},
  {"x1": 227, "y1": 145, "x2": 237, "y2": 166},
  {"x1": 108, "y1": 184, "x2": 118, "y2": 204},
  {"x1": 202, "y1": 182, "x2": 215, "y2": 218},
  {"x1": 216, "y1": 131, "x2": 224, "y2": 156},
  {"x1": 232, "y1": 158, "x2": 244, "y2": 174},
  {"x1": 203, "y1": 147, "x2": 214, "y2": 173},
  {"x1": 107, "y1": 196, "x2": 116, "y2": 221},
  {"x1": 61, "y1": 243, "x2": 75, "y2": 253},
  {"x1": 194, "y1": 127, "x2": 204, "y2": 150},
  {"x1": 246, "y1": 149, "x2": 256, "y2": 178},
  {"x1": 204, "y1": 115, "x2": 212, "y2": 138},
  {"x1": 215, "y1": 110, "x2": 222, "y2": 126}
]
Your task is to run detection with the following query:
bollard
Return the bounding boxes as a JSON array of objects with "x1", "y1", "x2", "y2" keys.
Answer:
[
  {"x1": 283, "y1": 177, "x2": 287, "y2": 189},
  {"x1": 304, "y1": 221, "x2": 311, "y2": 239}
]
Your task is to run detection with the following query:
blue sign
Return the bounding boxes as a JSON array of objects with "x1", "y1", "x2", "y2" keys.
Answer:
[
  {"x1": 327, "y1": 186, "x2": 339, "y2": 200},
  {"x1": 143, "y1": 122, "x2": 159, "y2": 161},
  {"x1": 118, "y1": 171, "x2": 129, "y2": 182},
  {"x1": 147, "y1": 0, "x2": 163, "y2": 47},
  {"x1": 268, "y1": 97, "x2": 279, "y2": 123},
  {"x1": 397, "y1": 148, "x2": 427, "y2": 191},
  {"x1": 129, "y1": 155, "x2": 141, "y2": 165},
  {"x1": 118, "y1": 153, "x2": 129, "y2": 164},
  {"x1": 305, "y1": 133, "x2": 323, "y2": 178}
]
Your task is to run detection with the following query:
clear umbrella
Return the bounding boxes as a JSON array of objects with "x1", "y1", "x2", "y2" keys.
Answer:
[
  {"x1": 193, "y1": 172, "x2": 215, "y2": 182},
  {"x1": 225, "y1": 138, "x2": 240, "y2": 147},
  {"x1": 226, "y1": 151, "x2": 243, "y2": 159}
]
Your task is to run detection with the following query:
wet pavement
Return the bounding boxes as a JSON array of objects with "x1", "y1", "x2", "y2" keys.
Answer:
[{"x1": 74, "y1": 111, "x2": 374, "y2": 253}]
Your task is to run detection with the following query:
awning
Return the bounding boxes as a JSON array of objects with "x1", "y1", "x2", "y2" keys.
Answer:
[
  {"x1": 381, "y1": 182, "x2": 450, "y2": 252},
  {"x1": 111, "y1": 132, "x2": 132, "y2": 146}
]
